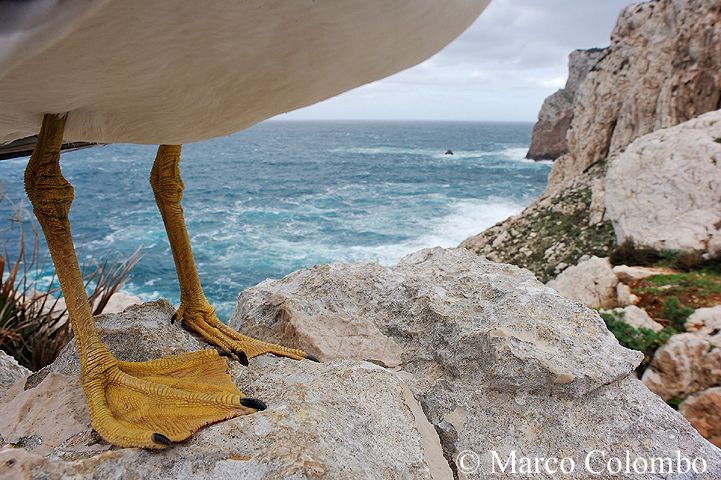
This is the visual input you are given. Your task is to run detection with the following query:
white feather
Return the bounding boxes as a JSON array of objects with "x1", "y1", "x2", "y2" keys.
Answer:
[{"x1": 0, "y1": 0, "x2": 490, "y2": 145}]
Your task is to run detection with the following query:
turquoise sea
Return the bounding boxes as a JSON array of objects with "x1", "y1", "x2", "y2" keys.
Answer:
[{"x1": 0, "y1": 121, "x2": 549, "y2": 317}]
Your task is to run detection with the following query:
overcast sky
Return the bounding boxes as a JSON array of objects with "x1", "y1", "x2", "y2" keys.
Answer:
[{"x1": 283, "y1": 0, "x2": 634, "y2": 122}]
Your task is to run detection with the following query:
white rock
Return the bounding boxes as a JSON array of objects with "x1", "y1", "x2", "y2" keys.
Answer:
[
  {"x1": 605, "y1": 110, "x2": 721, "y2": 253},
  {"x1": 642, "y1": 333, "x2": 721, "y2": 401},
  {"x1": 232, "y1": 248, "x2": 721, "y2": 476},
  {"x1": 619, "y1": 305, "x2": 664, "y2": 333},
  {"x1": 612, "y1": 265, "x2": 677, "y2": 283},
  {"x1": 0, "y1": 351, "x2": 30, "y2": 399},
  {"x1": 615, "y1": 282, "x2": 639, "y2": 306},
  {"x1": 545, "y1": 256, "x2": 618, "y2": 308},
  {"x1": 99, "y1": 291, "x2": 143, "y2": 314},
  {"x1": 0, "y1": 301, "x2": 444, "y2": 479},
  {"x1": 686, "y1": 306, "x2": 721, "y2": 348}
]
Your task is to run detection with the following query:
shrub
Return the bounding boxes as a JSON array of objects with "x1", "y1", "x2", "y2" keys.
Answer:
[
  {"x1": 599, "y1": 310, "x2": 675, "y2": 366},
  {"x1": 662, "y1": 296, "x2": 694, "y2": 331},
  {"x1": 609, "y1": 239, "x2": 662, "y2": 267},
  {"x1": 1, "y1": 200, "x2": 140, "y2": 370}
]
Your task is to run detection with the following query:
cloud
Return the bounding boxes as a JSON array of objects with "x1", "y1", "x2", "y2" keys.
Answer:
[{"x1": 282, "y1": 0, "x2": 635, "y2": 122}]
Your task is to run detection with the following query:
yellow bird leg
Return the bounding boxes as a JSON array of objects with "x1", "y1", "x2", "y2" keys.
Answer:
[
  {"x1": 25, "y1": 114, "x2": 265, "y2": 449},
  {"x1": 150, "y1": 145, "x2": 313, "y2": 363}
]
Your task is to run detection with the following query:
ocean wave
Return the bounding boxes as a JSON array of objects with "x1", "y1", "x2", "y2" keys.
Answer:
[{"x1": 329, "y1": 145, "x2": 534, "y2": 163}]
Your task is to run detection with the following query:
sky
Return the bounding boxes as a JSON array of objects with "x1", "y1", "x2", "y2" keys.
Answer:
[{"x1": 282, "y1": 0, "x2": 634, "y2": 122}]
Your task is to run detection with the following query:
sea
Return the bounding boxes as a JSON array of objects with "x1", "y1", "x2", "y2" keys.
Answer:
[{"x1": 0, "y1": 121, "x2": 550, "y2": 317}]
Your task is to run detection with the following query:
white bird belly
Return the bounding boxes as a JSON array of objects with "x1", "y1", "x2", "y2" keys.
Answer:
[{"x1": 0, "y1": 0, "x2": 489, "y2": 145}]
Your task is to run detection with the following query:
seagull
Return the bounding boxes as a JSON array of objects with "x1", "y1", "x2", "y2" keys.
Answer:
[{"x1": 0, "y1": 0, "x2": 490, "y2": 449}]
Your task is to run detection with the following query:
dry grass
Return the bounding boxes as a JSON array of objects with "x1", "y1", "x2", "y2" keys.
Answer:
[{"x1": 1, "y1": 199, "x2": 140, "y2": 371}]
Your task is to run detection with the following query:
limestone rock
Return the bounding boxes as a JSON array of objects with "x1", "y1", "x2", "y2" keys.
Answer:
[
  {"x1": 545, "y1": 256, "x2": 618, "y2": 308},
  {"x1": 101, "y1": 292, "x2": 142, "y2": 314},
  {"x1": 613, "y1": 265, "x2": 678, "y2": 283},
  {"x1": 681, "y1": 387, "x2": 721, "y2": 449},
  {"x1": 619, "y1": 305, "x2": 663, "y2": 333},
  {"x1": 642, "y1": 333, "x2": 721, "y2": 401},
  {"x1": 0, "y1": 301, "x2": 445, "y2": 479},
  {"x1": 0, "y1": 351, "x2": 30, "y2": 399},
  {"x1": 234, "y1": 249, "x2": 639, "y2": 395},
  {"x1": 615, "y1": 282, "x2": 639, "y2": 306},
  {"x1": 233, "y1": 248, "x2": 721, "y2": 476},
  {"x1": 547, "y1": 0, "x2": 721, "y2": 191},
  {"x1": 687, "y1": 306, "x2": 721, "y2": 349},
  {"x1": 526, "y1": 48, "x2": 605, "y2": 161},
  {"x1": 605, "y1": 110, "x2": 721, "y2": 253}
]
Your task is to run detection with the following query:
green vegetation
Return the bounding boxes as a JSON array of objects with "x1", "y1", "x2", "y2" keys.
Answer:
[
  {"x1": 661, "y1": 296, "x2": 695, "y2": 330},
  {"x1": 599, "y1": 310, "x2": 675, "y2": 366},
  {"x1": 666, "y1": 397, "x2": 682, "y2": 410}
]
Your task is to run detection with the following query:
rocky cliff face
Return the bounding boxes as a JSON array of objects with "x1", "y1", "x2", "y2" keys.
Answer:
[
  {"x1": 548, "y1": 0, "x2": 721, "y2": 191},
  {"x1": 463, "y1": 0, "x2": 721, "y2": 278},
  {"x1": 526, "y1": 49, "x2": 605, "y2": 161}
]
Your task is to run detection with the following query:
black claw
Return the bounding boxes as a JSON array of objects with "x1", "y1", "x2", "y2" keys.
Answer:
[
  {"x1": 236, "y1": 350, "x2": 249, "y2": 367},
  {"x1": 218, "y1": 351, "x2": 233, "y2": 358},
  {"x1": 305, "y1": 354, "x2": 321, "y2": 363},
  {"x1": 170, "y1": 313, "x2": 177, "y2": 325},
  {"x1": 152, "y1": 433, "x2": 173, "y2": 447},
  {"x1": 240, "y1": 397, "x2": 267, "y2": 411}
]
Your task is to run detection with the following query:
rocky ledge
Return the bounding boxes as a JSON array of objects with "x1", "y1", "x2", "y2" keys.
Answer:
[{"x1": 1, "y1": 249, "x2": 720, "y2": 479}]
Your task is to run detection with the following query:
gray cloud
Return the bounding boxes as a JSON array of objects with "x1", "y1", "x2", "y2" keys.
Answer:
[{"x1": 285, "y1": 0, "x2": 635, "y2": 121}]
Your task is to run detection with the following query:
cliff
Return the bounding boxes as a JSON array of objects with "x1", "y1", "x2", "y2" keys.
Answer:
[
  {"x1": 548, "y1": 0, "x2": 721, "y2": 191},
  {"x1": 463, "y1": 0, "x2": 721, "y2": 280},
  {"x1": 525, "y1": 48, "x2": 605, "y2": 161}
]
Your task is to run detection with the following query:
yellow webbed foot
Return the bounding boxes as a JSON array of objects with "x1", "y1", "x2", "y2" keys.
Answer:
[
  {"x1": 83, "y1": 348, "x2": 265, "y2": 449},
  {"x1": 173, "y1": 304, "x2": 315, "y2": 364}
]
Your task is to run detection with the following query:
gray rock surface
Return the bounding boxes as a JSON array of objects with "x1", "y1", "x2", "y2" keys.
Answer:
[
  {"x1": 526, "y1": 48, "x2": 605, "y2": 161},
  {"x1": 0, "y1": 350, "x2": 30, "y2": 399},
  {"x1": 0, "y1": 301, "x2": 445, "y2": 480},
  {"x1": 605, "y1": 110, "x2": 721, "y2": 253},
  {"x1": 233, "y1": 248, "x2": 721, "y2": 477}
]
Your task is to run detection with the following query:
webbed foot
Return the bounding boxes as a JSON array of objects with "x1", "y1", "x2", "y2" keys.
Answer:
[
  {"x1": 172, "y1": 303, "x2": 313, "y2": 363},
  {"x1": 83, "y1": 347, "x2": 264, "y2": 448}
]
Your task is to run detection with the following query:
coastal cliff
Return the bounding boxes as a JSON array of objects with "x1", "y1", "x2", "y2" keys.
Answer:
[
  {"x1": 463, "y1": 0, "x2": 721, "y2": 279},
  {"x1": 548, "y1": 0, "x2": 721, "y2": 192},
  {"x1": 526, "y1": 48, "x2": 605, "y2": 161}
]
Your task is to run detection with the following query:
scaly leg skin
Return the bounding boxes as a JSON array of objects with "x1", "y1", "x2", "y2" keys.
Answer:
[
  {"x1": 25, "y1": 114, "x2": 266, "y2": 449},
  {"x1": 150, "y1": 145, "x2": 316, "y2": 364}
]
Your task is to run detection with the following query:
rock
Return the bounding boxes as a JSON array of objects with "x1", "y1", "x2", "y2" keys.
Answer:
[
  {"x1": 612, "y1": 265, "x2": 678, "y2": 283},
  {"x1": 687, "y1": 306, "x2": 721, "y2": 348},
  {"x1": 546, "y1": 256, "x2": 618, "y2": 308},
  {"x1": 615, "y1": 282, "x2": 639, "y2": 306},
  {"x1": 0, "y1": 351, "x2": 30, "y2": 399},
  {"x1": 99, "y1": 291, "x2": 143, "y2": 314},
  {"x1": 642, "y1": 333, "x2": 721, "y2": 401},
  {"x1": 233, "y1": 248, "x2": 721, "y2": 476},
  {"x1": 681, "y1": 388, "x2": 721, "y2": 449},
  {"x1": 605, "y1": 110, "x2": 721, "y2": 253},
  {"x1": 526, "y1": 48, "x2": 605, "y2": 161},
  {"x1": 547, "y1": 0, "x2": 721, "y2": 192},
  {"x1": 0, "y1": 300, "x2": 446, "y2": 479},
  {"x1": 618, "y1": 305, "x2": 664, "y2": 333}
]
